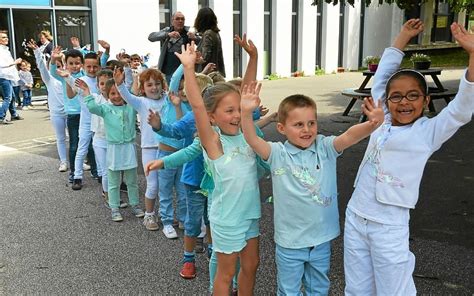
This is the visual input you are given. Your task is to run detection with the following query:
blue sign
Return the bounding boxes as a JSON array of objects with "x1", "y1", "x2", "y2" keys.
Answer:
[{"x1": 0, "y1": 0, "x2": 50, "y2": 6}]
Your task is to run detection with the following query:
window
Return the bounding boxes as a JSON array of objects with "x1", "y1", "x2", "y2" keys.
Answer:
[
  {"x1": 54, "y1": 0, "x2": 90, "y2": 6},
  {"x1": 55, "y1": 10, "x2": 91, "y2": 50},
  {"x1": 160, "y1": 0, "x2": 172, "y2": 30},
  {"x1": 431, "y1": 0, "x2": 454, "y2": 42},
  {"x1": 264, "y1": 0, "x2": 272, "y2": 75},
  {"x1": 233, "y1": 0, "x2": 242, "y2": 77}
]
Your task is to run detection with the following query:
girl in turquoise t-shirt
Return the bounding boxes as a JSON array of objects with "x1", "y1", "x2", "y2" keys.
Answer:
[{"x1": 175, "y1": 42, "x2": 260, "y2": 295}]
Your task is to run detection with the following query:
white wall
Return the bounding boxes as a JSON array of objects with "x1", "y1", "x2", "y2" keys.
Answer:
[
  {"x1": 362, "y1": 2, "x2": 396, "y2": 60},
  {"x1": 298, "y1": 0, "x2": 317, "y2": 75},
  {"x1": 242, "y1": 0, "x2": 264, "y2": 80},
  {"x1": 95, "y1": 0, "x2": 160, "y2": 65},
  {"x1": 175, "y1": 0, "x2": 199, "y2": 30},
  {"x1": 272, "y1": 0, "x2": 292, "y2": 77},
  {"x1": 343, "y1": 0, "x2": 361, "y2": 70},
  {"x1": 213, "y1": 0, "x2": 234, "y2": 78},
  {"x1": 321, "y1": 2, "x2": 340, "y2": 73}
]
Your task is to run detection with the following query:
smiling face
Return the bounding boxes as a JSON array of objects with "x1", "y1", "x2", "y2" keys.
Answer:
[
  {"x1": 108, "y1": 85, "x2": 124, "y2": 106},
  {"x1": 143, "y1": 78, "x2": 162, "y2": 99},
  {"x1": 386, "y1": 76, "x2": 430, "y2": 126},
  {"x1": 20, "y1": 62, "x2": 28, "y2": 71},
  {"x1": 209, "y1": 92, "x2": 241, "y2": 135},
  {"x1": 277, "y1": 106, "x2": 318, "y2": 149},
  {"x1": 97, "y1": 75, "x2": 109, "y2": 97},
  {"x1": 66, "y1": 56, "x2": 83, "y2": 74},
  {"x1": 83, "y1": 58, "x2": 99, "y2": 78},
  {"x1": 0, "y1": 32, "x2": 9, "y2": 46}
]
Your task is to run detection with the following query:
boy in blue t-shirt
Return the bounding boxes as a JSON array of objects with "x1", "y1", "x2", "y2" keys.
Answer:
[{"x1": 240, "y1": 89, "x2": 384, "y2": 294}]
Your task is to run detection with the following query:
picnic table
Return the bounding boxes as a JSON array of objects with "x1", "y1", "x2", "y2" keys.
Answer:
[{"x1": 341, "y1": 68, "x2": 458, "y2": 121}]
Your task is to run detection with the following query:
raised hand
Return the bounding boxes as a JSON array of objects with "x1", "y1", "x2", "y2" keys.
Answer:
[
  {"x1": 201, "y1": 62, "x2": 216, "y2": 75},
  {"x1": 113, "y1": 67, "x2": 125, "y2": 85},
  {"x1": 241, "y1": 81, "x2": 262, "y2": 113},
  {"x1": 175, "y1": 42, "x2": 197, "y2": 67},
  {"x1": 27, "y1": 39, "x2": 38, "y2": 50},
  {"x1": 147, "y1": 108, "x2": 162, "y2": 130},
  {"x1": 14, "y1": 58, "x2": 22, "y2": 65},
  {"x1": 393, "y1": 19, "x2": 424, "y2": 50},
  {"x1": 259, "y1": 105, "x2": 269, "y2": 117},
  {"x1": 362, "y1": 97, "x2": 384, "y2": 127},
  {"x1": 234, "y1": 33, "x2": 257, "y2": 58},
  {"x1": 97, "y1": 40, "x2": 110, "y2": 50},
  {"x1": 56, "y1": 68, "x2": 71, "y2": 78},
  {"x1": 51, "y1": 46, "x2": 62, "y2": 62},
  {"x1": 451, "y1": 22, "x2": 474, "y2": 54},
  {"x1": 70, "y1": 36, "x2": 80, "y2": 48},
  {"x1": 169, "y1": 92, "x2": 182, "y2": 106},
  {"x1": 75, "y1": 79, "x2": 90, "y2": 96},
  {"x1": 145, "y1": 159, "x2": 164, "y2": 176}
]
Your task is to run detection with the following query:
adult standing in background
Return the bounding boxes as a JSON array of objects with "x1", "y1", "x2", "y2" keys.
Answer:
[
  {"x1": 148, "y1": 11, "x2": 198, "y2": 84},
  {"x1": 194, "y1": 7, "x2": 225, "y2": 77},
  {"x1": 38, "y1": 30, "x2": 54, "y2": 61},
  {"x1": 0, "y1": 30, "x2": 23, "y2": 125}
]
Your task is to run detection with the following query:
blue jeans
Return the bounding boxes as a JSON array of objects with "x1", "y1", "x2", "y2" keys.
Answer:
[
  {"x1": 22, "y1": 89, "x2": 32, "y2": 106},
  {"x1": 184, "y1": 184, "x2": 209, "y2": 237},
  {"x1": 276, "y1": 242, "x2": 331, "y2": 296},
  {"x1": 158, "y1": 149, "x2": 187, "y2": 226},
  {"x1": 0, "y1": 78, "x2": 18, "y2": 120},
  {"x1": 67, "y1": 114, "x2": 80, "y2": 175}
]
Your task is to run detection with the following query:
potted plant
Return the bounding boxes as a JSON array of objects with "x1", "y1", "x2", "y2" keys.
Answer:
[
  {"x1": 410, "y1": 53, "x2": 431, "y2": 70},
  {"x1": 364, "y1": 56, "x2": 381, "y2": 72}
]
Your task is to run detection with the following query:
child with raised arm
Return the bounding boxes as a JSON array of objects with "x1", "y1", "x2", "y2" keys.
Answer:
[
  {"x1": 114, "y1": 68, "x2": 170, "y2": 232},
  {"x1": 78, "y1": 78, "x2": 144, "y2": 221},
  {"x1": 27, "y1": 40, "x2": 67, "y2": 172},
  {"x1": 240, "y1": 87, "x2": 384, "y2": 294},
  {"x1": 344, "y1": 20, "x2": 474, "y2": 295},
  {"x1": 175, "y1": 41, "x2": 261, "y2": 295}
]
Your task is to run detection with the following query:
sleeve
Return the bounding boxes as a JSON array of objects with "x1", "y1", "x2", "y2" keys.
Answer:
[
  {"x1": 84, "y1": 94, "x2": 105, "y2": 117},
  {"x1": 199, "y1": 31, "x2": 215, "y2": 65},
  {"x1": 163, "y1": 138, "x2": 203, "y2": 169},
  {"x1": 422, "y1": 71, "x2": 474, "y2": 151},
  {"x1": 265, "y1": 141, "x2": 282, "y2": 167},
  {"x1": 371, "y1": 47, "x2": 404, "y2": 118},
  {"x1": 100, "y1": 52, "x2": 109, "y2": 68},
  {"x1": 34, "y1": 49, "x2": 51, "y2": 84},
  {"x1": 169, "y1": 64, "x2": 184, "y2": 93},
  {"x1": 116, "y1": 82, "x2": 144, "y2": 111},
  {"x1": 148, "y1": 28, "x2": 170, "y2": 42},
  {"x1": 319, "y1": 135, "x2": 342, "y2": 161},
  {"x1": 49, "y1": 64, "x2": 64, "y2": 82},
  {"x1": 156, "y1": 112, "x2": 196, "y2": 139},
  {"x1": 123, "y1": 67, "x2": 134, "y2": 90}
]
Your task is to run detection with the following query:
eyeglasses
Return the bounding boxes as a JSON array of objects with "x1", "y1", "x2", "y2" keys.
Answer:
[{"x1": 387, "y1": 92, "x2": 424, "y2": 103}]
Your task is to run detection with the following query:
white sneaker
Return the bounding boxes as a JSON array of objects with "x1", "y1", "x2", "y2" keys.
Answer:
[
  {"x1": 22, "y1": 106, "x2": 29, "y2": 110},
  {"x1": 162, "y1": 224, "x2": 178, "y2": 239},
  {"x1": 83, "y1": 163, "x2": 91, "y2": 171},
  {"x1": 58, "y1": 161, "x2": 68, "y2": 172}
]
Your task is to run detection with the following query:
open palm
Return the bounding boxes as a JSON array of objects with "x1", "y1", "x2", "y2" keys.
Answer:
[{"x1": 451, "y1": 22, "x2": 474, "y2": 54}]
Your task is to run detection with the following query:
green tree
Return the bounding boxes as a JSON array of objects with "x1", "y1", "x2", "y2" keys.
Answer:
[{"x1": 311, "y1": 0, "x2": 474, "y2": 13}]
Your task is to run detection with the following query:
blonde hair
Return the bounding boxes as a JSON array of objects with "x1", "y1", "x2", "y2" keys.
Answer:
[
  {"x1": 202, "y1": 82, "x2": 239, "y2": 113},
  {"x1": 40, "y1": 30, "x2": 53, "y2": 41},
  {"x1": 278, "y1": 94, "x2": 317, "y2": 124},
  {"x1": 195, "y1": 73, "x2": 213, "y2": 93},
  {"x1": 208, "y1": 71, "x2": 225, "y2": 84},
  {"x1": 226, "y1": 78, "x2": 242, "y2": 89}
]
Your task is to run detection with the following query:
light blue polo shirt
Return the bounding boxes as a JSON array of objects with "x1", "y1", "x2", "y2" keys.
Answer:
[{"x1": 266, "y1": 135, "x2": 341, "y2": 249}]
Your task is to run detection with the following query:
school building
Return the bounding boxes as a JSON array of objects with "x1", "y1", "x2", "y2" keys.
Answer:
[{"x1": 1, "y1": 0, "x2": 472, "y2": 88}]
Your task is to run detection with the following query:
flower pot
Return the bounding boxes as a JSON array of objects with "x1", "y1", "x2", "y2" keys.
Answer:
[
  {"x1": 368, "y1": 64, "x2": 378, "y2": 72},
  {"x1": 413, "y1": 61, "x2": 431, "y2": 70}
]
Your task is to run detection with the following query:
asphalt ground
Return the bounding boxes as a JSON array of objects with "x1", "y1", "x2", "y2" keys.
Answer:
[{"x1": 0, "y1": 70, "x2": 473, "y2": 295}]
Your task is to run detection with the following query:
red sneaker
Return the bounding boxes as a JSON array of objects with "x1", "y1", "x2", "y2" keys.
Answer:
[{"x1": 179, "y1": 262, "x2": 196, "y2": 279}]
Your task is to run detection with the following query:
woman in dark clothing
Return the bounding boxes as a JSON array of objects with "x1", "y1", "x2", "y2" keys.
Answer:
[{"x1": 194, "y1": 7, "x2": 225, "y2": 77}]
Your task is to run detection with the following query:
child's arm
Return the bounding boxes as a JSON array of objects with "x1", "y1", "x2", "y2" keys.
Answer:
[
  {"x1": 169, "y1": 92, "x2": 184, "y2": 119},
  {"x1": 49, "y1": 46, "x2": 65, "y2": 82},
  {"x1": 98, "y1": 40, "x2": 110, "y2": 67},
  {"x1": 333, "y1": 97, "x2": 384, "y2": 152},
  {"x1": 148, "y1": 109, "x2": 196, "y2": 140},
  {"x1": 451, "y1": 23, "x2": 474, "y2": 82},
  {"x1": 241, "y1": 81, "x2": 272, "y2": 160},
  {"x1": 114, "y1": 68, "x2": 144, "y2": 111},
  {"x1": 29, "y1": 40, "x2": 52, "y2": 84},
  {"x1": 235, "y1": 34, "x2": 258, "y2": 91},
  {"x1": 169, "y1": 64, "x2": 184, "y2": 93},
  {"x1": 175, "y1": 42, "x2": 221, "y2": 159},
  {"x1": 372, "y1": 19, "x2": 424, "y2": 110},
  {"x1": 256, "y1": 112, "x2": 277, "y2": 129}
]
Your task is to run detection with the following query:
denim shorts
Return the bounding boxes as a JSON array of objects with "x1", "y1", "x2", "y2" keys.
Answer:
[
  {"x1": 211, "y1": 218, "x2": 260, "y2": 254},
  {"x1": 184, "y1": 184, "x2": 209, "y2": 237}
]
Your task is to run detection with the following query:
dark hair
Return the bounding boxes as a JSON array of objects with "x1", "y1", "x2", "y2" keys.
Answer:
[
  {"x1": 278, "y1": 94, "x2": 317, "y2": 124},
  {"x1": 130, "y1": 54, "x2": 141, "y2": 60},
  {"x1": 105, "y1": 60, "x2": 124, "y2": 70},
  {"x1": 194, "y1": 7, "x2": 219, "y2": 33},
  {"x1": 96, "y1": 69, "x2": 113, "y2": 83},
  {"x1": 386, "y1": 69, "x2": 428, "y2": 97},
  {"x1": 65, "y1": 49, "x2": 84, "y2": 63},
  {"x1": 105, "y1": 78, "x2": 116, "y2": 97},
  {"x1": 84, "y1": 52, "x2": 98, "y2": 61}
]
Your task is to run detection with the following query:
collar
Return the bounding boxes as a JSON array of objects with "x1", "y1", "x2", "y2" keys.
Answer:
[
  {"x1": 284, "y1": 139, "x2": 317, "y2": 155},
  {"x1": 0, "y1": 45, "x2": 8, "y2": 50}
]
